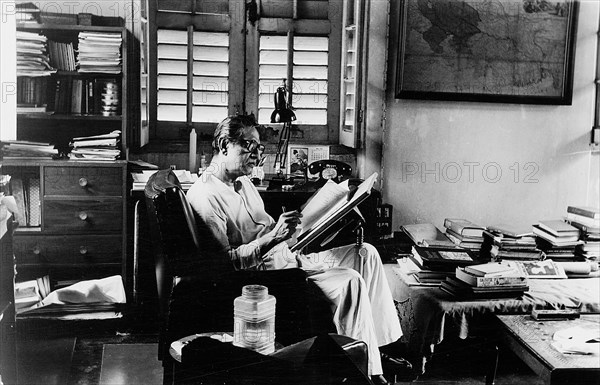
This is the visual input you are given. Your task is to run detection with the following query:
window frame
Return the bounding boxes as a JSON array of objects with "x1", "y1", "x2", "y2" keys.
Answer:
[{"x1": 143, "y1": 0, "x2": 345, "y2": 146}]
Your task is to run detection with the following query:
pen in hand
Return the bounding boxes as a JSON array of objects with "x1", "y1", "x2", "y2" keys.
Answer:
[{"x1": 282, "y1": 206, "x2": 287, "y2": 213}]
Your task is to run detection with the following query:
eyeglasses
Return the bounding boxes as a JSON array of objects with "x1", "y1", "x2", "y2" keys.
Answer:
[{"x1": 241, "y1": 139, "x2": 265, "y2": 154}]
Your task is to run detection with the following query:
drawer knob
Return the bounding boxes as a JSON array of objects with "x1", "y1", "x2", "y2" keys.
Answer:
[
  {"x1": 32, "y1": 246, "x2": 41, "y2": 255},
  {"x1": 79, "y1": 177, "x2": 88, "y2": 187},
  {"x1": 79, "y1": 246, "x2": 88, "y2": 255},
  {"x1": 79, "y1": 211, "x2": 88, "y2": 221}
]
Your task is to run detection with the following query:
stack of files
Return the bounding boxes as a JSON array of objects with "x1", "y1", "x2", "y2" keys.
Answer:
[
  {"x1": 16, "y1": 31, "x2": 56, "y2": 77},
  {"x1": 481, "y1": 224, "x2": 541, "y2": 261},
  {"x1": 16, "y1": 2, "x2": 40, "y2": 24},
  {"x1": 77, "y1": 32, "x2": 122, "y2": 73},
  {"x1": 566, "y1": 206, "x2": 600, "y2": 266},
  {"x1": 0, "y1": 140, "x2": 56, "y2": 158},
  {"x1": 440, "y1": 262, "x2": 529, "y2": 299},
  {"x1": 443, "y1": 218, "x2": 485, "y2": 251},
  {"x1": 70, "y1": 130, "x2": 121, "y2": 160},
  {"x1": 533, "y1": 220, "x2": 581, "y2": 261},
  {"x1": 17, "y1": 302, "x2": 123, "y2": 317}
]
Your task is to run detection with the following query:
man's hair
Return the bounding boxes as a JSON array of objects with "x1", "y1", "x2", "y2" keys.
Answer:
[{"x1": 212, "y1": 114, "x2": 258, "y2": 155}]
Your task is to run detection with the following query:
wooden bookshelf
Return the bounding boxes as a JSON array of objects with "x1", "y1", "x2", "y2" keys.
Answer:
[{"x1": 16, "y1": 23, "x2": 128, "y2": 152}]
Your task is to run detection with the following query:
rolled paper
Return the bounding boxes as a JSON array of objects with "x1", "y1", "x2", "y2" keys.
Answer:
[
  {"x1": 189, "y1": 128, "x2": 197, "y2": 172},
  {"x1": 556, "y1": 262, "x2": 591, "y2": 275}
]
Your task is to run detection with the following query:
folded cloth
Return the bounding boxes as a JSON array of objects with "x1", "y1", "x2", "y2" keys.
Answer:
[{"x1": 39, "y1": 275, "x2": 126, "y2": 306}]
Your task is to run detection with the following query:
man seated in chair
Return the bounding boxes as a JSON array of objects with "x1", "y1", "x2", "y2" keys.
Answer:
[{"x1": 186, "y1": 114, "x2": 409, "y2": 385}]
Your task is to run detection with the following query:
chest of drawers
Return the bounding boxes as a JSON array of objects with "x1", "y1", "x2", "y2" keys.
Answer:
[{"x1": 3, "y1": 159, "x2": 127, "y2": 292}]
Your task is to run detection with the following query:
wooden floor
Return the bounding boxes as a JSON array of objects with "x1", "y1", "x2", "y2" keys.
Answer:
[{"x1": 13, "y1": 317, "x2": 545, "y2": 385}]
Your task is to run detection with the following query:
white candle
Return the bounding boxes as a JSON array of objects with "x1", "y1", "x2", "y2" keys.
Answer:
[{"x1": 189, "y1": 128, "x2": 197, "y2": 172}]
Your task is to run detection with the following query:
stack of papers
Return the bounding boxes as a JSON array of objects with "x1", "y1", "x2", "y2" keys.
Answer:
[
  {"x1": 1, "y1": 140, "x2": 56, "y2": 158},
  {"x1": 77, "y1": 32, "x2": 122, "y2": 73},
  {"x1": 70, "y1": 130, "x2": 121, "y2": 160},
  {"x1": 16, "y1": 31, "x2": 56, "y2": 76}
]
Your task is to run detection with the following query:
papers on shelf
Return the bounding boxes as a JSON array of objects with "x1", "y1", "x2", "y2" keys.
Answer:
[{"x1": 78, "y1": 32, "x2": 122, "y2": 73}]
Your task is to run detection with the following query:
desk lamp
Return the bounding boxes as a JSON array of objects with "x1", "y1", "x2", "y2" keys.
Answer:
[{"x1": 271, "y1": 80, "x2": 296, "y2": 176}]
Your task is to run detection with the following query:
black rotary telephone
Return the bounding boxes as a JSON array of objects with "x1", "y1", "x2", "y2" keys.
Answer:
[{"x1": 308, "y1": 160, "x2": 352, "y2": 183}]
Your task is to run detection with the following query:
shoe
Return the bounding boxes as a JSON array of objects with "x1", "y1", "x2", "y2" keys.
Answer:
[
  {"x1": 381, "y1": 353, "x2": 416, "y2": 382},
  {"x1": 370, "y1": 374, "x2": 390, "y2": 385}
]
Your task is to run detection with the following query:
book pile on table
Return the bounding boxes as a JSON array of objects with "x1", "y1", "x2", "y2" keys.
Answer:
[
  {"x1": 70, "y1": 130, "x2": 121, "y2": 160},
  {"x1": 409, "y1": 244, "x2": 478, "y2": 273},
  {"x1": 566, "y1": 206, "x2": 600, "y2": 269},
  {"x1": 395, "y1": 257, "x2": 454, "y2": 287},
  {"x1": 442, "y1": 218, "x2": 485, "y2": 252},
  {"x1": 440, "y1": 262, "x2": 529, "y2": 299},
  {"x1": 77, "y1": 32, "x2": 122, "y2": 73},
  {"x1": 533, "y1": 219, "x2": 581, "y2": 262},
  {"x1": 480, "y1": 224, "x2": 541, "y2": 262},
  {"x1": 16, "y1": 30, "x2": 56, "y2": 77}
]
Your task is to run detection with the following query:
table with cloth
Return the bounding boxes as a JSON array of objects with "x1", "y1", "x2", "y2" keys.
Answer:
[{"x1": 384, "y1": 264, "x2": 600, "y2": 375}]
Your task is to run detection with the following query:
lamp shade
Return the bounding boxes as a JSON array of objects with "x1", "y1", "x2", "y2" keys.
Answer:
[{"x1": 270, "y1": 86, "x2": 296, "y2": 123}]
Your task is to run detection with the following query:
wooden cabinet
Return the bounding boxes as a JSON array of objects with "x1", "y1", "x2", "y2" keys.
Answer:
[
  {"x1": 2, "y1": 159, "x2": 128, "y2": 295},
  {"x1": 8, "y1": 20, "x2": 131, "y2": 298}
]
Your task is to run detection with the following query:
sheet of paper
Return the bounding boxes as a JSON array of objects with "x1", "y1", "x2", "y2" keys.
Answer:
[{"x1": 299, "y1": 180, "x2": 349, "y2": 236}]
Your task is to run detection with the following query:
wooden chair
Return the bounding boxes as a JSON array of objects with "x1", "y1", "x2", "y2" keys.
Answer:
[{"x1": 144, "y1": 169, "x2": 338, "y2": 384}]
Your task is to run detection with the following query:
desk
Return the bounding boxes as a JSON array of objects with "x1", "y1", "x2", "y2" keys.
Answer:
[
  {"x1": 492, "y1": 314, "x2": 600, "y2": 385},
  {"x1": 384, "y1": 264, "x2": 600, "y2": 374}
]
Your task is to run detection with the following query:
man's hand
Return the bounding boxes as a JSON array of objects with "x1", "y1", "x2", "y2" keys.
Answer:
[{"x1": 270, "y1": 210, "x2": 302, "y2": 243}]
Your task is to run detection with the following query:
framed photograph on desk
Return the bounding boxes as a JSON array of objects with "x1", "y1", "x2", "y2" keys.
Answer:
[
  {"x1": 287, "y1": 145, "x2": 330, "y2": 178},
  {"x1": 395, "y1": 0, "x2": 578, "y2": 105}
]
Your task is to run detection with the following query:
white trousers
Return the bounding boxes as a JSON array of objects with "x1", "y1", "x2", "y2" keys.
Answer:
[{"x1": 299, "y1": 243, "x2": 403, "y2": 376}]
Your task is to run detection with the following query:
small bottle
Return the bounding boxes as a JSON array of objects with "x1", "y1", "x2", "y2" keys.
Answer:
[{"x1": 233, "y1": 285, "x2": 276, "y2": 354}]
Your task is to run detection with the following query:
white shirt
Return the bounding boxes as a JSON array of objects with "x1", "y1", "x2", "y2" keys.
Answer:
[{"x1": 187, "y1": 172, "x2": 295, "y2": 270}]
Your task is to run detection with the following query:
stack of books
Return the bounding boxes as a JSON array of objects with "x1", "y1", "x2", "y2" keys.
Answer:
[
  {"x1": 481, "y1": 224, "x2": 541, "y2": 261},
  {"x1": 69, "y1": 130, "x2": 121, "y2": 160},
  {"x1": 443, "y1": 218, "x2": 485, "y2": 251},
  {"x1": 395, "y1": 256, "x2": 454, "y2": 287},
  {"x1": 409, "y1": 245, "x2": 477, "y2": 273},
  {"x1": 566, "y1": 206, "x2": 600, "y2": 267},
  {"x1": 77, "y1": 32, "x2": 122, "y2": 73},
  {"x1": 17, "y1": 77, "x2": 48, "y2": 113},
  {"x1": 533, "y1": 220, "x2": 581, "y2": 262},
  {"x1": 48, "y1": 40, "x2": 77, "y2": 71},
  {"x1": 440, "y1": 262, "x2": 529, "y2": 299},
  {"x1": 16, "y1": 30, "x2": 56, "y2": 77}
]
